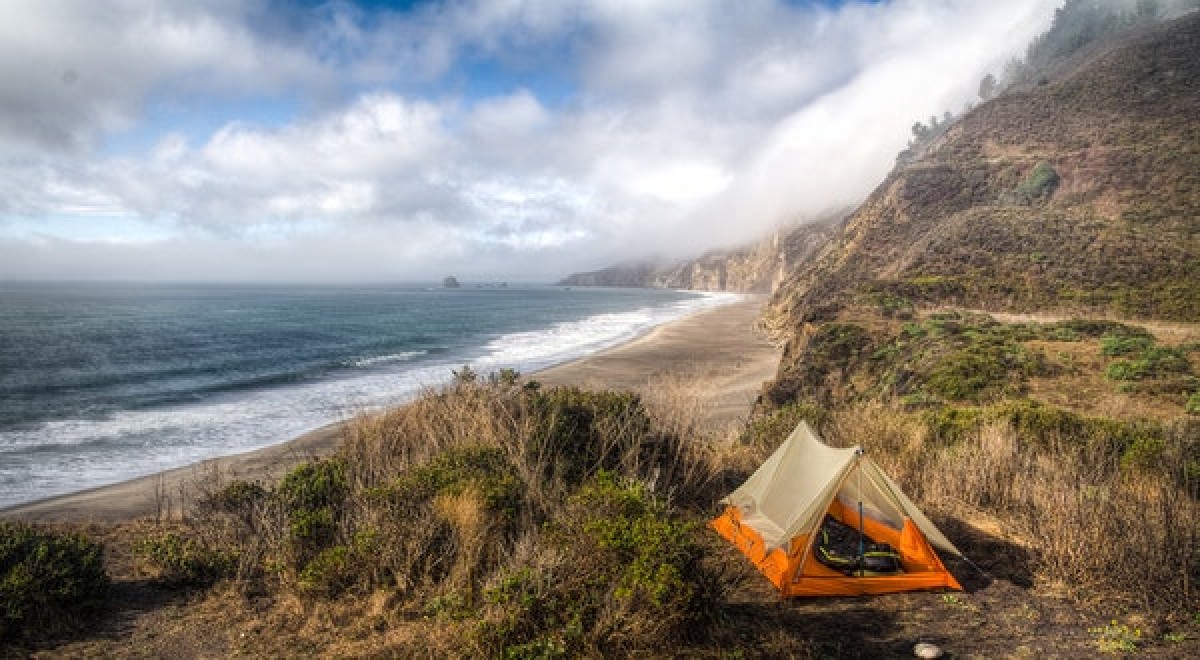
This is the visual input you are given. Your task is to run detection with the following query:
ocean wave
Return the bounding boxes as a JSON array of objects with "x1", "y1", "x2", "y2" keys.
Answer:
[
  {"x1": 347, "y1": 350, "x2": 428, "y2": 368},
  {"x1": 474, "y1": 291, "x2": 741, "y2": 373}
]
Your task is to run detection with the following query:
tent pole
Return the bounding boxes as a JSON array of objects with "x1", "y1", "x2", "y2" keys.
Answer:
[{"x1": 856, "y1": 449, "x2": 865, "y2": 577}]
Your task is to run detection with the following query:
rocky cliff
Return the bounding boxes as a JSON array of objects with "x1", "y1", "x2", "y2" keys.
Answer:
[{"x1": 558, "y1": 221, "x2": 835, "y2": 294}]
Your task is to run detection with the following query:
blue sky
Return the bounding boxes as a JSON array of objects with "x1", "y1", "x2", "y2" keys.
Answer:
[{"x1": 0, "y1": 0, "x2": 1056, "y2": 281}]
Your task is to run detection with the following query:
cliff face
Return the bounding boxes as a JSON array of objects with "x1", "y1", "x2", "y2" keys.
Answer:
[{"x1": 558, "y1": 222, "x2": 835, "y2": 294}]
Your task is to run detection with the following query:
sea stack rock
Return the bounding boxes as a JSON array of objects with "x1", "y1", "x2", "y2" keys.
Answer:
[{"x1": 442, "y1": 276, "x2": 460, "y2": 288}]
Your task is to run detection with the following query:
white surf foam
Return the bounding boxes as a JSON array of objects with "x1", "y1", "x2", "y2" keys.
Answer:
[{"x1": 348, "y1": 350, "x2": 427, "y2": 368}]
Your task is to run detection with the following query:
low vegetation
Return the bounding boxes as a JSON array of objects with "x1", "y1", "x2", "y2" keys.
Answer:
[
  {"x1": 770, "y1": 309, "x2": 1199, "y2": 408},
  {"x1": 825, "y1": 402, "x2": 1198, "y2": 608},
  {"x1": 129, "y1": 378, "x2": 726, "y2": 656},
  {"x1": 763, "y1": 306, "x2": 1200, "y2": 615},
  {"x1": 5, "y1": 348, "x2": 1200, "y2": 655},
  {"x1": 0, "y1": 522, "x2": 108, "y2": 642}
]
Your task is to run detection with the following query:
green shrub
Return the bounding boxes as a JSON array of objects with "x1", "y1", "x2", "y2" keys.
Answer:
[
  {"x1": 1100, "y1": 334, "x2": 1153, "y2": 356},
  {"x1": 573, "y1": 475, "x2": 698, "y2": 606},
  {"x1": 926, "y1": 348, "x2": 1013, "y2": 401},
  {"x1": 742, "y1": 402, "x2": 832, "y2": 448},
  {"x1": 1054, "y1": 320, "x2": 1149, "y2": 340},
  {"x1": 1104, "y1": 345, "x2": 1192, "y2": 381},
  {"x1": 489, "y1": 368, "x2": 521, "y2": 386},
  {"x1": 279, "y1": 458, "x2": 348, "y2": 512},
  {"x1": 1121, "y1": 435, "x2": 1169, "y2": 473},
  {"x1": 1187, "y1": 391, "x2": 1200, "y2": 416},
  {"x1": 0, "y1": 523, "x2": 108, "y2": 641},
  {"x1": 288, "y1": 507, "x2": 337, "y2": 545},
  {"x1": 478, "y1": 567, "x2": 578, "y2": 658},
  {"x1": 1105, "y1": 361, "x2": 1140, "y2": 381},
  {"x1": 298, "y1": 545, "x2": 356, "y2": 598},
  {"x1": 197, "y1": 479, "x2": 268, "y2": 530},
  {"x1": 202, "y1": 479, "x2": 267, "y2": 514},
  {"x1": 924, "y1": 406, "x2": 985, "y2": 444},
  {"x1": 1140, "y1": 346, "x2": 1191, "y2": 376},
  {"x1": 477, "y1": 473, "x2": 720, "y2": 656},
  {"x1": 995, "y1": 399, "x2": 1090, "y2": 445},
  {"x1": 392, "y1": 445, "x2": 522, "y2": 516},
  {"x1": 809, "y1": 323, "x2": 873, "y2": 362},
  {"x1": 138, "y1": 532, "x2": 236, "y2": 586},
  {"x1": 1014, "y1": 161, "x2": 1060, "y2": 202},
  {"x1": 861, "y1": 291, "x2": 914, "y2": 319},
  {"x1": 526, "y1": 388, "x2": 653, "y2": 485},
  {"x1": 279, "y1": 458, "x2": 349, "y2": 564}
]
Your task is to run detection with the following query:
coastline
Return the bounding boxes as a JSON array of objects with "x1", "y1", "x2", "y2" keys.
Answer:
[{"x1": 0, "y1": 296, "x2": 779, "y2": 524}]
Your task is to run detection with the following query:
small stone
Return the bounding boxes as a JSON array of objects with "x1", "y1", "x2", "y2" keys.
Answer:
[{"x1": 913, "y1": 641, "x2": 943, "y2": 659}]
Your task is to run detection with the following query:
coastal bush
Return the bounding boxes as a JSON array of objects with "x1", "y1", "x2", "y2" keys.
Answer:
[
  {"x1": 1099, "y1": 333, "x2": 1194, "y2": 394},
  {"x1": 865, "y1": 314, "x2": 1057, "y2": 404},
  {"x1": 138, "y1": 531, "x2": 236, "y2": 586},
  {"x1": 297, "y1": 544, "x2": 357, "y2": 598},
  {"x1": 525, "y1": 388, "x2": 654, "y2": 486},
  {"x1": 279, "y1": 458, "x2": 348, "y2": 513},
  {"x1": 860, "y1": 290, "x2": 915, "y2": 319},
  {"x1": 202, "y1": 479, "x2": 267, "y2": 514},
  {"x1": 279, "y1": 458, "x2": 349, "y2": 565},
  {"x1": 195, "y1": 479, "x2": 269, "y2": 532},
  {"x1": 1100, "y1": 334, "x2": 1153, "y2": 356},
  {"x1": 475, "y1": 472, "x2": 721, "y2": 656},
  {"x1": 1104, "y1": 346, "x2": 1191, "y2": 381},
  {"x1": 0, "y1": 523, "x2": 108, "y2": 641},
  {"x1": 769, "y1": 323, "x2": 877, "y2": 405},
  {"x1": 1013, "y1": 161, "x2": 1060, "y2": 203},
  {"x1": 923, "y1": 405, "x2": 985, "y2": 445},
  {"x1": 139, "y1": 376, "x2": 729, "y2": 654},
  {"x1": 391, "y1": 445, "x2": 522, "y2": 517},
  {"x1": 742, "y1": 401, "x2": 832, "y2": 449},
  {"x1": 354, "y1": 445, "x2": 525, "y2": 599},
  {"x1": 925, "y1": 347, "x2": 1015, "y2": 401}
]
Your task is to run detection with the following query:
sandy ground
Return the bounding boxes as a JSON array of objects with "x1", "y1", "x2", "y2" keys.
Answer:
[{"x1": 1, "y1": 296, "x2": 779, "y2": 524}]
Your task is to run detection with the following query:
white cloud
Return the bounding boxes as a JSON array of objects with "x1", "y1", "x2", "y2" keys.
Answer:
[{"x1": 0, "y1": 0, "x2": 1058, "y2": 280}]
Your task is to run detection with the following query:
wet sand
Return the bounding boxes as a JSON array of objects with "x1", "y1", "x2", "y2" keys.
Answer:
[{"x1": 1, "y1": 296, "x2": 779, "y2": 523}]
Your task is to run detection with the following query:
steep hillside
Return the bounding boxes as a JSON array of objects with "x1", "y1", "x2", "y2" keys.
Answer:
[
  {"x1": 763, "y1": 11, "x2": 1200, "y2": 412},
  {"x1": 739, "y1": 16, "x2": 1200, "y2": 634},
  {"x1": 767, "y1": 11, "x2": 1200, "y2": 336},
  {"x1": 559, "y1": 221, "x2": 835, "y2": 293}
]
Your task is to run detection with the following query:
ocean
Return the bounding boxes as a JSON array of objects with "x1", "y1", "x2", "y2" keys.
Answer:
[{"x1": 0, "y1": 282, "x2": 736, "y2": 508}]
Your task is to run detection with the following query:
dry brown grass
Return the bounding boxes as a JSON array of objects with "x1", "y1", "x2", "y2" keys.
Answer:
[
  {"x1": 825, "y1": 403, "x2": 1200, "y2": 609},
  {"x1": 129, "y1": 376, "x2": 731, "y2": 657}
]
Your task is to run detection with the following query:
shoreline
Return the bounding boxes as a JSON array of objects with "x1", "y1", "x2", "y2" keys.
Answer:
[{"x1": 1, "y1": 296, "x2": 779, "y2": 524}]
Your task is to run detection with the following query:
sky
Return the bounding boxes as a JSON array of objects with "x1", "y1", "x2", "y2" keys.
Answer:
[{"x1": 0, "y1": 0, "x2": 1057, "y2": 282}]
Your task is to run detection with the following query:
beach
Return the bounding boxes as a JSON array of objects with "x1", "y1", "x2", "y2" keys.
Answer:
[{"x1": 1, "y1": 296, "x2": 779, "y2": 524}]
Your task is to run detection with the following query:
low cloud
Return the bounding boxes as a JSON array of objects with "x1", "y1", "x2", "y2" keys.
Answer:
[{"x1": 0, "y1": 0, "x2": 1056, "y2": 281}]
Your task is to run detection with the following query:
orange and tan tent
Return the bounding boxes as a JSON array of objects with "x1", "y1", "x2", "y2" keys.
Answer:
[{"x1": 711, "y1": 421, "x2": 963, "y2": 597}]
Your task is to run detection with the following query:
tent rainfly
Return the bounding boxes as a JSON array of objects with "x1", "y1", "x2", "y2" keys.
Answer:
[{"x1": 711, "y1": 421, "x2": 963, "y2": 597}]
